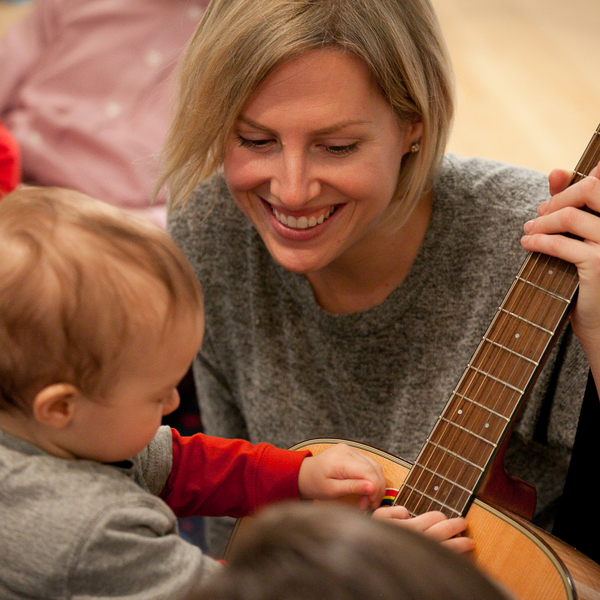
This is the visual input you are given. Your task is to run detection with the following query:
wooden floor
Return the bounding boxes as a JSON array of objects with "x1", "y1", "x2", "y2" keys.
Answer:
[{"x1": 1, "y1": 0, "x2": 599, "y2": 174}]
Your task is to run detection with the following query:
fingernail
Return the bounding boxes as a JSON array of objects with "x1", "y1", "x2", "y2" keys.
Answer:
[{"x1": 523, "y1": 220, "x2": 534, "y2": 233}]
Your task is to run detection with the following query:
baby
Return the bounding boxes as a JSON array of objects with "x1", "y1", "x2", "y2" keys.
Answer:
[
  {"x1": 0, "y1": 187, "x2": 470, "y2": 599},
  {"x1": 0, "y1": 187, "x2": 391, "y2": 599}
]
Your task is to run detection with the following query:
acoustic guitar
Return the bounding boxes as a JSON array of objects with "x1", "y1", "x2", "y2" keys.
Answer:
[{"x1": 227, "y1": 125, "x2": 600, "y2": 599}]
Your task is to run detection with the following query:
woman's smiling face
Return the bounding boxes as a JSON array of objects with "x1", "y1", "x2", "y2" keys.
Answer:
[{"x1": 223, "y1": 49, "x2": 422, "y2": 274}]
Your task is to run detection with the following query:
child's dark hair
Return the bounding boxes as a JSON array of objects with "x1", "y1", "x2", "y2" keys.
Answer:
[
  {"x1": 0, "y1": 187, "x2": 202, "y2": 411},
  {"x1": 200, "y1": 502, "x2": 511, "y2": 600}
]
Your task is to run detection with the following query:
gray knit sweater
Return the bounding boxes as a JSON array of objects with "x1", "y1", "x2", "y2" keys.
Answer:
[
  {"x1": 0, "y1": 426, "x2": 220, "y2": 599},
  {"x1": 169, "y1": 154, "x2": 588, "y2": 555}
]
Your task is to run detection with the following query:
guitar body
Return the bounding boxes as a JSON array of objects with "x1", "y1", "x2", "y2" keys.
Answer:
[{"x1": 227, "y1": 439, "x2": 600, "y2": 600}]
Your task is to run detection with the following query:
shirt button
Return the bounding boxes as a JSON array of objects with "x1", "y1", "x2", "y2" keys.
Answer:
[{"x1": 105, "y1": 102, "x2": 122, "y2": 118}]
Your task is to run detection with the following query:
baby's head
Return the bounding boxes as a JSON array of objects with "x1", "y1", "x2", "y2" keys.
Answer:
[{"x1": 0, "y1": 187, "x2": 203, "y2": 460}]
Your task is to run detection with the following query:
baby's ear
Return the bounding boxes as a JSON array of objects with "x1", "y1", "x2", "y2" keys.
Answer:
[{"x1": 32, "y1": 384, "x2": 81, "y2": 429}]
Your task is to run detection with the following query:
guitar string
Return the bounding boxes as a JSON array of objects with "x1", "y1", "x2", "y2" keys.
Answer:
[
  {"x1": 436, "y1": 251, "x2": 571, "y2": 516},
  {"x1": 418, "y1": 136, "x2": 599, "y2": 515},
  {"x1": 396, "y1": 132, "x2": 598, "y2": 516},
  {"x1": 397, "y1": 254, "x2": 548, "y2": 516},
  {"x1": 402, "y1": 253, "x2": 549, "y2": 514},
  {"x1": 447, "y1": 136, "x2": 600, "y2": 513},
  {"x1": 396, "y1": 262, "x2": 539, "y2": 517},
  {"x1": 398, "y1": 207, "x2": 580, "y2": 515}
]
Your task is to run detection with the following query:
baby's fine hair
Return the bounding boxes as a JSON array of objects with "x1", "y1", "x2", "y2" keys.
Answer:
[
  {"x1": 0, "y1": 187, "x2": 202, "y2": 411},
  {"x1": 200, "y1": 502, "x2": 510, "y2": 600}
]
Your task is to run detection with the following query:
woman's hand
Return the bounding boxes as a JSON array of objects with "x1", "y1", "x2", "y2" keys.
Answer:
[
  {"x1": 521, "y1": 161, "x2": 600, "y2": 383},
  {"x1": 372, "y1": 505, "x2": 474, "y2": 553},
  {"x1": 297, "y1": 444, "x2": 386, "y2": 510}
]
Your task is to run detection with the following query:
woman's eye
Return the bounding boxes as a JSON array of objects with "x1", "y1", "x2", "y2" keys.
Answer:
[
  {"x1": 324, "y1": 142, "x2": 359, "y2": 156},
  {"x1": 237, "y1": 135, "x2": 273, "y2": 151}
]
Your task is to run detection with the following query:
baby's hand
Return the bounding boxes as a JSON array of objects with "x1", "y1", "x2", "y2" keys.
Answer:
[
  {"x1": 373, "y1": 505, "x2": 474, "y2": 554},
  {"x1": 297, "y1": 444, "x2": 385, "y2": 510}
]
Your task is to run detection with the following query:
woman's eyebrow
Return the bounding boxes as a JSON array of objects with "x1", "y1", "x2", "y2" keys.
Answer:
[
  {"x1": 236, "y1": 115, "x2": 275, "y2": 133},
  {"x1": 236, "y1": 115, "x2": 370, "y2": 136},
  {"x1": 310, "y1": 121, "x2": 370, "y2": 136}
]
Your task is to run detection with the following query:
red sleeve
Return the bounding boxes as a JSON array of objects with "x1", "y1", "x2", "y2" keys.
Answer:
[
  {"x1": 159, "y1": 428, "x2": 311, "y2": 519},
  {"x1": 0, "y1": 121, "x2": 20, "y2": 196}
]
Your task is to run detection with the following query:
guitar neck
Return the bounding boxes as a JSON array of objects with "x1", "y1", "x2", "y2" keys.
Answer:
[{"x1": 394, "y1": 124, "x2": 600, "y2": 518}]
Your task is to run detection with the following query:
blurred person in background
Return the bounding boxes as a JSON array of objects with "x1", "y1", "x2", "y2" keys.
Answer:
[{"x1": 0, "y1": 0, "x2": 208, "y2": 228}]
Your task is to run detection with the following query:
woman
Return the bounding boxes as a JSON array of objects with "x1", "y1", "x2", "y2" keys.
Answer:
[{"x1": 162, "y1": 0, "x2": 598, "y2": 555}]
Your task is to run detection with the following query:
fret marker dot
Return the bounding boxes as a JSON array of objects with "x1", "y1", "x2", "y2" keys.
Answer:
[
  {"x1": 515, "y1": 333, "x2": 520, "y2": 339},
  {"x1": 549, "y1": 269, "x2": 553, "y2": 275},
  {"x1": 434, "y1": 486, "x2": 439, "y2": 491},
  {"x1": 485, "y1": 423, "x2": 490, "y2": 428},
  {"x1": 457, "y1": 409, "x2": 463, "y2": 415}
]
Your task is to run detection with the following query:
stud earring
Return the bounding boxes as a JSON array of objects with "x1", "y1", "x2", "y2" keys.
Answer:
[{"x1": 410, "y1": 141, "x2": 421, "y2": 153}]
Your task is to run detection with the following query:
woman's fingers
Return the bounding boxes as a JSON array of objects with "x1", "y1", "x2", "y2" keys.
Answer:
[{"x1": 372, "y1": 507, "x2": 473, "y2": 554}]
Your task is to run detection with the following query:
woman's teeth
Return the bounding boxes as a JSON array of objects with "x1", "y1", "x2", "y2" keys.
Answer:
[{"x1": 272, "y1": 206, "x2": 335, "y2": 229}]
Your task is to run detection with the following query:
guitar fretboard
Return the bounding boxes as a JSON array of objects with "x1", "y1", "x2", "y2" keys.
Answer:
[{"x1": 394, "y1": 124, "x2": 600, "y2": 518}]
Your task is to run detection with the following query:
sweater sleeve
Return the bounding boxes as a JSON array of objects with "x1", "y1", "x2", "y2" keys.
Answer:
[{"x1": 160, "y1": 428, "x2": 311, "y2": 518}]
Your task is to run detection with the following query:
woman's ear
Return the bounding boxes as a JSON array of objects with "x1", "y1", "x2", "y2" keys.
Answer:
[
  {"x1": 407, "y1": 119, "x2": 423, "y2": 146},
  {"x1": 32, "y1": 384, "x2": 81, "y2": 429}
]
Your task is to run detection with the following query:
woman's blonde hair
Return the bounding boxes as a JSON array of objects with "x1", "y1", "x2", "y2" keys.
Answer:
[{"x1": 160, "y1": 0, "x2": 454, "y2": 226}]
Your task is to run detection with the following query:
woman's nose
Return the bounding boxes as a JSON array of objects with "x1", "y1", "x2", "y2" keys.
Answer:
[{"x1": 270, "y1": 150, "x2": 320, "y2": 208}]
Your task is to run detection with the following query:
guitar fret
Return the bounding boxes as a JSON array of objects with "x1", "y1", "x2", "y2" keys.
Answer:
[
  {"x1": 482, "y1": 338, "x2": 539, "y2": 366},
  {"x1": 455, "y1": 371, "x2": 521, "y2": 419},
  {"x1": 440, "y1": 417, "x2": 499, "y2": 447},
  {"x1": 428, "y1": 440, "x2": 485, "y2": 472},
  {"x1": 516, "y1": 276, "x2": 571, "y2": 303},
  {"x1": 452, "y1": 392, "x2": 510, "y2": 421},
  {"x1": 417, "y1": 443, "x2": 482, "y2": 490},
  {"x1": 412, "y1": 463, "x2": 472, "y2": 494},
  {"x1": 468, "y1": 366, "x2": 524, "y2": 394},
  {"x1": 499, "y1": 308, "x2": 553, "y2": 335},
  {"x1": 573, "y1": 170, "x2": 588, "y2": 181},
  {"x1": 401, "y1": 483, "x2": 462, "y2": 517}
]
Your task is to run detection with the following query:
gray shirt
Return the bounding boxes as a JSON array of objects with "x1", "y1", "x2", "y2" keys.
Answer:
[
  {"x1": 0, "y1": 426, "x2": 220, "y2": 599},
  {"x1": 169, "y1": 155, "x2": 588, "y2": 555}
]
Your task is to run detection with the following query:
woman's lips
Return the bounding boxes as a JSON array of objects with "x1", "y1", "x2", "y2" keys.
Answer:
[{"x1": 255, "y1": 194, "x2": 342, "y2": 240}]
